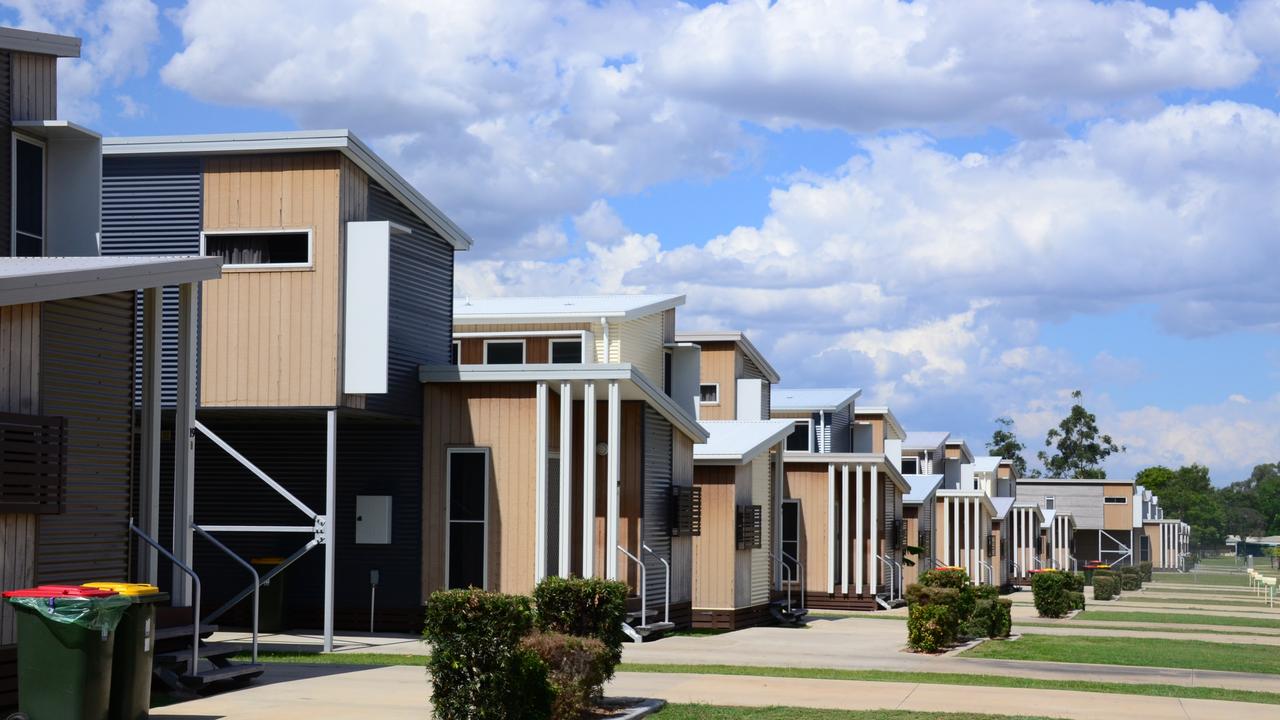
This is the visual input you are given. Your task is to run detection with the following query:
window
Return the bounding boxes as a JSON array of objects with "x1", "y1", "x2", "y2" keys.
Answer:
[
  {"x1": 785, "y1": 421, "x2": 811, "y2": 452},
  {"x1": 202, "y1": 230, "x2": 312, "y2": 268},
  {"x1": 12, "y1": 135, "x2": 44, "y2": 257},
  {"x1": 446, "y1": 448, "x2": 488, "y2": 589},
  {"x1": 663, "y1": 350, "x2": 673, "y2": 395},
  {"x1": 900, "y1": 456, "x2": 919, "y2": 474},
  {"x1": 450, "y1": 341, "x2": 460, "y2": 365},
  {"x1": 780, "y1": 500, "x2": 800, "y2": 580},
  {"x1": 549, "y1": 338, "x2": 583, "y2": 364},
  {"x1": 484, "y1": 339, "x2": 525, "y2": 365},
  {"x1": 699, "y1": 383, "x2": 719, "y2": 404},
  {"x1": 1104, "y1": 496, "x2": 1128, "y2": 504},
  {"x1": 1044, "y1": 496, "x2": 1055, "y2": 510}
]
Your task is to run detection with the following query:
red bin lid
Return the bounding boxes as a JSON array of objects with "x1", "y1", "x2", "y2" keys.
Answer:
[{"x1": 3, "y1": 585, "x2": 118, "y2": 599}]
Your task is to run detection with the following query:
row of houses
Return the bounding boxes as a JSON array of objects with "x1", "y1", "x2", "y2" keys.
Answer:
[{"x1": 0, "y1": 24, "x2": 1192, "y2": 702}]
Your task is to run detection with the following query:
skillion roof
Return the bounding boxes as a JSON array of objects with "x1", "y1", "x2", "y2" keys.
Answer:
[
  {"x1": 0, "y1": 27, "x2": 80, "y2": 57},
  {"x1": 902, "y1": 474, "x2": 944, "y2": 504},
  {"x1": 903, "y1": 431, "x2": 950, "y2": 451},
  {"x1": 0, "y1": 256, "x2": 222, "y2": 306},
  {"x1": 853, "y1": 406, "x2": 907, "y2": 440},
  {"x1": 694, "y1": 420, "x2": 795, "y2": 464},
  {"x1": 771, "y1": 387, "x2": 860, "y2": 412},
  {"x1": 455, "y1": 294, "x2": 684, "y2": 324},
  {"x1": 673, "y1": 330, "x2": 781, "y2": 384},
  {"x1": 973, "y1": 455, "x2": 1002, "y2": 473}
]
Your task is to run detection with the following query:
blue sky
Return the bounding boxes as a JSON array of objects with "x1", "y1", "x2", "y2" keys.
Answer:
[{"x1": 8, "y1": 0, "x2": 1279, "y2": 484}]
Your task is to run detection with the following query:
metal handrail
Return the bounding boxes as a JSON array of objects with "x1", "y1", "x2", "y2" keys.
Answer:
[
  {"x1": 193, "y1": 524, "x2": 259, "y2": 663},
  {"x1": 641, "y1": 544, "x2": 669, "y2": 625},
  {"x1": 130, "y1": 519, "x2": 200, "y2": 675},
  {"x1": 892, "y1": 558, "x2": 905, "y2": 600},
  {"x1": 204, "y1": 538, "x2": 319, "y2": 625},
  {"x1": 1011, "y1": 560, "x2": 1023, "y2": 577},
  {"x1": 978, "y1": 560, "x2": 993, "y2": 586},
  {"x1": 617, "y1": 546, "x2": 647, "y2": 628},
  {"x1": 771, "y1": 550, "x2": 795, "y2": 610},
  {"x1": 781, "y1": 549, "x2": 805, "y2": 611},
  {"x1": 874, "y1": 554, "x2": 896, "y2": 601}
]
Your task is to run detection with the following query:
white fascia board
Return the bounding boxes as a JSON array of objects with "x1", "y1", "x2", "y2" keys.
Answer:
[
  {"x1": 13, "y1": 120, "x2": 102, "y2": 140},
  {"x1": 455, "y1": 295, "x2": 686, "y2": 325},
  {"x1": 0, "y1": 27, "x2": 80, "y2": 57},
  {"x1": 784, "y1": 451, "x2": 910, "y2": 493},
  {"x1": 936, "y1": 489, "x2": 998, "y2": 516},
  {"x1": 0, "y1": 256, "x2": 222, "y2": 306},
  {"x1": 694, "y1": 420, "x2": 794, "y2": 465},
  {"x1": 675, "y1": 331, "x2": 782, "y2": 384},
  {"x1": 1010, "y1": 500, "x2": 1046, "y2": 523},
  {"x1": 855, "y1": 406, "x2": 906, "y2": 440}
]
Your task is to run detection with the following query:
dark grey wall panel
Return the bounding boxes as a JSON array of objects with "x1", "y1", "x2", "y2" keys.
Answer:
[
  {"x1": 37, "y1": 292, "x2": 135, "y2": 584},
  {"x1": 365, "y1": 182, "x2": 454, "y2": 419},
  {"x1": 0, "y1": 51, "x2": 11, "y2": 258},
  {"x1": 101, "y1": 157, "x2": 202, "y2": 407},
  {"x1": 642, "y1": 407, "x2": 672, "y2": 602}
]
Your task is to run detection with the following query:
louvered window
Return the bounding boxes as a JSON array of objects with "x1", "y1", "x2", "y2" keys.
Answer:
[
  {"x1": 0, "y1": 412, "x2": 67, "y2": 514},
  {"x1": 736, "y1": 504, "x2": 763, "y2": 550},
  {"x1": 671, "y1": 485, "x2": 701, "y2": 537}
]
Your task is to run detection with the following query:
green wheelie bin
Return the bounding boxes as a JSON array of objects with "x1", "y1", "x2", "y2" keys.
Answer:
[
  {"x1": 82, "y1": 583, "x2": 168, "y2": 720},
  {"x1": 2, "y1": 585, "x2": 130, "y2": 720}
]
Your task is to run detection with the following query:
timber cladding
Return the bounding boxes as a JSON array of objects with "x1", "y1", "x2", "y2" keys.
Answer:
[
  {"x1": 1102, "y1": 483, "x2": 1133, "y2": 530},
  {"x1": 696, "y1": 342, "x2": 739, "y2": 421},
  {"x1": 200, "y1": 152, "x2": 343, "y2": 408},
  {"x1": 692, "y1": 465, "x2": 737, "y2": 609}
]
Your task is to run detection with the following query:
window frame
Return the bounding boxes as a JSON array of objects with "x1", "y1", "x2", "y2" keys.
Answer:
[
  {"x1": 548, "y1": 337, "x2": 585, "y2": 364},
  {"x1": 900, "y1": 456, "x2": 919, "y2": 474},
  {"x1": 780, "y1": 499, "x2": 801, "y2": 581},
  {"x1": 698, "y1": 383, "x2": 720, "y2": 405},
  {"x1": 483, "y1": 338, "x2": 526, "y2": 365},
  {"x1": 785, "y1": 420, "x2": 812, "y2": 453},
  {"x1": 199, "y1": 228, "x2": 315, "y2": 271},
  {"x1": 1044, "y1": 496, "x2": 1055, "y2": 510},
  {"x1": 445, "y1": 447, "x2": 490, "y2": 590},
  {"x1": 1104, "y1": 496, "x2": 1128, "y2": 505},
  {"x1": 450, "y1": 340, "x2": 461, "y2": 365},
  {"x1": 11, "y1": 132, "x2": 45, "y2": 258}
]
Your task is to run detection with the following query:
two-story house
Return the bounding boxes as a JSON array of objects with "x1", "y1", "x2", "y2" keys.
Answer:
[
  {"x1": 1138, "y1": 486, "x2": 1188, "y2": 570},
  {"x1": 419, "y1": 295, "x2": 708, "y2": 639},
  {"x1": 1016, "y1": 477, "x2": 1139, "y2": 568}
]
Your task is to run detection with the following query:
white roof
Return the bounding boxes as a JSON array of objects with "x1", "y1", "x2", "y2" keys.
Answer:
[
  {"x1": 1017, "y1": 477, "x2": 1135, "y2": 486},
  {"x1": 673, "y1": 330, "x2": 781, "y2": 384},
  {"x1": 902, "y1": 474, "x2": 944, "y2": 504},
  {"x1": 455, "y1": 294, "x2": 684, "y2": 325},
  {"x1": 853, "y1": 406, "x2": 906, "y2": 440},
  {"x1": 1041, "y1": 508, "x2": 1056, "y2": 528},
  {"x1": 0, "y1": 27, "x2": 79, "y2": 57},
  {"x1": 103, "y1": 130, "x2": 472, "y2": 251},
  {"x1": 990, "y1": 496, "x2": 1015, "y2": 520},
  {"x1": 0, "y1": 256, "x2": 222, "y2": 306},
  {"x1": 973, "y1": 455, "x2": 1002, "y2": 473},
  {"x1": 904, "y1": 431, "x2": 950, "y2": 451},
  {"x1": 771, "y1": 387, "x2": 860, "y2": 412},
  {"x1": 694, "y1": 420, "x2": 795, "y2": 464}
]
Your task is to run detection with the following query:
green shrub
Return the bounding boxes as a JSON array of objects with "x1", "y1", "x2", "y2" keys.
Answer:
[
  {"x1": 424, "y1": 589, "x2": 550, "y2": 720},
  {"x1": 1093, "y1": 576, "x2": 1117, "y2": 601},
  {"x1": 1119, "y1": 567, "x2": 1142, "y2": 591},
  {"x1": 1030, "y1": 571, "x2": 1073, "y2": 618},
  {"x1": 520, "y1": 632, "x2": 612, "y2": 720},
  {"x1": 1065, "y1": 572, "x2": 1085, "y2": 593},
  {"x1": 533, "y1": 576, "x2": 628, "y2": 677},
  {"x1": 904, "y1": 584, "x2": 961, "y2": 640},
  {"x1": 908, "y1": 604, "x2": 953, "y2": 652},
  {"x1": 991, "y1": 599, "x2": 1013, "y2": 638},
  {"x1": 1069, "y1": 591, "x2": 1086, "y2": 611},
  {"x1": 1139, "y1": 561, "x2": 1153, "y2": 582},
  {"x1": 920, "y1": 568, "x2": 970, "y2": 589}
]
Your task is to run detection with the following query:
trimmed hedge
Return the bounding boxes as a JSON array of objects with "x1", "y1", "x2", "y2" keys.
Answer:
[
  {"x1": 1119, "y1": 566, "x2": 1143, "y2": 591},
  {"x1": 1065, "y1": 572, "x2": 1085, "y2": 593},
  {"x1": 920, "y1": 568, "x2": 970, "y2": 589},
  {"x1": 1031, "y1": 571, "x2": 1074, "y2": 618},
  {"x1": 908, "y1": 604, "x2": 953, "y2": 653},
  {"x1": 1139, "y1": 561, "x2": 1153, "y2": 582},
  {"x1": 1069, "y1": 591, "x2": 1086, "y2": 611},
  {"x1": 521, "y1": 632, "x2": 613, "y2": 720},
  {"x1": 1093, "y1": 576, "x2": 1118, "y2": 600},
  {"x1": 991, "y1": 598, "x2": 1013, "y2": 638},
  {"x1": 533, "y1": 576, "x2": 628, "y2": 676},
  {"x1": 424, "y1": 589, "x2": 549, "y2": 720}
]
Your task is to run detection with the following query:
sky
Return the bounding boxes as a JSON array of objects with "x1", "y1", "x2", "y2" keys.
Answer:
[{"x1": 6, "y1": 0, "x2": 1279, "y2": 485}]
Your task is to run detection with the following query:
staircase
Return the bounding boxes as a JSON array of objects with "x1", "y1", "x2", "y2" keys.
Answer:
[
  {"x1": 618, "y1": 544, "x2": 674, "y2": 643},
  {"x1": 622, "y1": 607, "x2": 674, "y2": 642},
  {"x1": 769, "y1": 597, "x2": 808, "y2": 626},
  {"x1": 874, "y1": 594, "x2": 906, "y2": 611},
  {"x1": 152, "y1": 620, "x2": 264, "y2": 691}
]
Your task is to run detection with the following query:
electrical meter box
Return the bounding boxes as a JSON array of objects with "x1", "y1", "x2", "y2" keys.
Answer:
[{"x1": 356, "y1": 495, "x2": 392, "y2": 544}]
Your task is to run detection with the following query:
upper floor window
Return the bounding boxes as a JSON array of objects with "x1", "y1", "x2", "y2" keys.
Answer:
[
  {"x1": 12, "y1": 135, "x2": 44, "y2": 257},
  {"x1": 1044, "y1": 496, "x2": 1055, "y2": 510},
  {"x1": 203, "y1": 230, "x2": 312, "y2": 269},
  {"x1": 450, "y1": 340, "x2": 460, "y2": 365},
  {"x1": 785, "y1": 420, "x2": 811, "y2": 452},
  {"x1": 699, "y1": 384, "x2": 719, "y2": 404},
  {"x1": 549, "y1": 338, "x2": 583, "y2": 364},
  {"x1": 484, "y1": 339, "x2": 525, "y2": 365},
  {"x1": 900, "y1": 456, "x2": 919, "y2": 474},
  {"x1": 1104, "y1": 496, "x2": 1128, "y2": 504}
]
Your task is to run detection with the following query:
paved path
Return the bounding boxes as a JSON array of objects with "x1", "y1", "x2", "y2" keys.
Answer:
[
  {"x1": 209, "y1": 630, "x2": 429, "y2": 655},
  {"x1": 609, "y1": 671, "x2": 1280, "y2": 720}
]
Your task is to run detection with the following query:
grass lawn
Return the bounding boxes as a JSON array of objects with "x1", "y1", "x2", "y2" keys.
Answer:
[
  {"x1": 1072, "y1": 610, "x2": 1280, "y2": 629},
  {"x1": 1152, "y1": 573, "x2": 1247, "y2": 587},
  {"x1": 1014, "y1": 620, "x2": 1277, "y2": 638},
  {"x1": 656, "y1": 706, "x2": 1054, "y2": 720},
  {"x1": 619, "y1": 663, "x2": 1280, "y2": 705},
  {"x1": 962, "y1": 635, "x2": 1280, "y2": 675},
  {"x1": 1118, "y1": 596, "x2": 1272, "y2": 608}
]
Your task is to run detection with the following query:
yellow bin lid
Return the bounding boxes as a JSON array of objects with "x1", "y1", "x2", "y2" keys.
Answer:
[{"x1": 82, "y1": 582, "x2": 161, "y2": 596}]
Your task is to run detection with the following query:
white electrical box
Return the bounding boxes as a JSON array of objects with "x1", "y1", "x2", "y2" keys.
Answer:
[{"x1": 356, "y1": 495, "x2": 392, "y2": 544}]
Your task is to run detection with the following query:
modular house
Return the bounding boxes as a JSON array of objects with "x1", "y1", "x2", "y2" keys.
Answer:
[
  {"x1": 901, "y1": 473, "x2": 943, "y2": 587},
  {"x1": 420, "y1": 295, "x2": 709, "y2": 639},
  {"x1": 98, "y1": 130, "x2": 472, "y2": 641},
  {"x1": 772, "y1": 389, "x2": 909, "y2": 610},
  {"x1": 1017, "y1": 477, "x2": 1141, "y2": 568},
  {"x1": 675, "y1": 331, "x2": 796, "y2": 629}
]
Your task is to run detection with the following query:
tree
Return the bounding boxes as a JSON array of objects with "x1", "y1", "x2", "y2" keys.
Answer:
[
  {"x1": 1222, "y1": 463, "x2": 1280, "y2": 536},
  {"x1": 1136, "y1": 464, "x2": 1227, "y2": 549},
  {"x1": 987, "y1": 416, "x2": 1030, "y2": 477},
  {"x1": 1037, "y1": 390, "x2": 1123, "y2": 478}
]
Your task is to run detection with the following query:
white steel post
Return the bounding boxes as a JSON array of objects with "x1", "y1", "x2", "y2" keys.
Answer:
[
  {"x1": 840, "y1": 464, "x2": 849, "y2": 595},
  {"x1": 870, "y1": 465, "x2": 879, "y2": 595},
  {"x1": 827, "y1": 464, "x2": 835, "y2": 594},
  {"x1": 581, "y1": 382, "x2": 596, "y2": 578},
  {"x1": 855, "y1": 464, "x2": 865, "y2": 595},
  {"x1": 971, "y1": 498, "x2": 979, "y2": 583},
  {"x1": 535, "y1": 381, "x2": 548, "y2": 582},
  {"x1": 941, "y1": 496, "x2": 949, "y2": 566},
  {"x1": 962, "y1": 496, "x2": 971, "y2": 580},
  {"x1": 172, "y1": 282, "x2": 197, "y2": 606},
  {"x1": 559, "y1": 382, "x2": 573, "y2": 577},
  {"x1": 139, "y1": 287, "x2": 162, "y2": 585},
  {"x1": 323, "y1": 409, "x2": 336, "y2": 653},
  {"x1": 605, "y1": 381, "x2": 620, "y2": 580}
]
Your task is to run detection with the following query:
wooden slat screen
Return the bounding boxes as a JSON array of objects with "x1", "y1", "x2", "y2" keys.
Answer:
[
  {"x1": 736, "y1": 505, "x2": 763, "y2": 550},
  {"x1": 671, "y1": 485, "x2": 701, "y2": 537},
  {"x1": 0, "y1": 411, "x2": 66, "y2": 514}
]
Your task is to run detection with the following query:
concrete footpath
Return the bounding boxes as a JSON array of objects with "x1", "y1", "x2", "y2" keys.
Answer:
[{"x1": 608, "y1": 671, "x2": 1280, "y2": 720}]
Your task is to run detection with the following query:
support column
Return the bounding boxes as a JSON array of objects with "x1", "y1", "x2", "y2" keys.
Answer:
[
  {"x1": 941, "y1": 496, "x2": 949, "y2": 566},
  {"x1": 971, "y1": 498, "x2": 979, "y2": 584},
  {"x1": 605, "y1": 381, "x2": 621, "y2": 580},
  {"x1": 323, "y1": 409, "x2": 336, "y2": 653},
  {"x1": 855, "y1": 465, "x2": 865, "y2": 595},
  {"x1": 774, "y1": 445, "x2": 784, "y2": 586},
  {"x1": 953, "y1": 496, "x2": 960, "y2": 568},
  {"x1": 138, "y1": 287, "x2": 162, "y2": 585},
  {"x1": 840, "y1": 464, "x2": 849, "y2": 595},
  {"x1": 535, "y1": 381, "x2": 548, "y2": 582},
  {"x1": 558, "y1": 382, "x2": 573, "y2": 578},
  {"x1": 962, "y1": 496, "x2": 971, "y2": 580},
  {"x1": 827, "y1": 464, "x2": 835, "y2": 594},
  {"x1": 172, "y1": 282, "x2": 197, "y2": 606},
  {"x1": 870, "y1": 465, "x2": 879, "y2": 595},
  {"x1": 581, "y1": 383, "x2": 596, "y2": 578}
]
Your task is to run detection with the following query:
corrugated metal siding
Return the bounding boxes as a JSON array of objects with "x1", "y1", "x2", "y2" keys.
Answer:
[
  {"x1": 750, "y1": 454, "x2": 770, "y2": 605},
  {"x1": 619, "y1": 315, "x2": 664, "y2": 389},
  {"x1": 760, "y1": 383, "x2": 770, "y2": 420},
  {"x1": 37, "y1": 293, "x2": 135, "y2": 584},
  {"x1": 101, "y1": 157, "x2": 203, "y2": 408},
  {"x1": 365, "y1": 182, "x2": 453, "y2": 418},
  {"x1": 0, "y1": 51, "x2": 10, "y2": 258},
  {"x1": 830, "y1": 405, "x2": 851, "y2": 452},
  {"x1": 1017, "y1": 483, "x2": 1104, "y2": 529},
  {"x1": 642, "y1": 407, "x2": 672, "y2": 603}
]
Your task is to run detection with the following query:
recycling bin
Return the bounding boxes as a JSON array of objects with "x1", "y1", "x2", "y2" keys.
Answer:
[
  {"x1": 250, "y1": 557, "x2": 286, "y2": 633},
  {"x1": 3, "y1": 585, "x2": 130, "y2": 720},
  {"x1": 82, "y1": 583, "x2": 168, "y2": 720}
]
